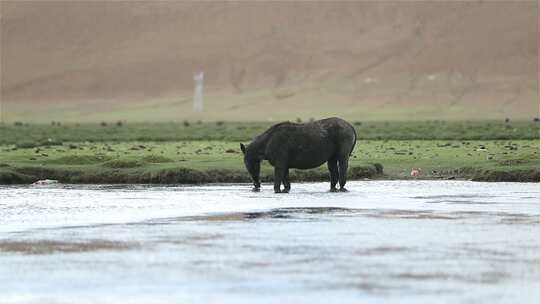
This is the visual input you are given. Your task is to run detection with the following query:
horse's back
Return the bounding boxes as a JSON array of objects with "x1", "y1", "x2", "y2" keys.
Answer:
[{"x1": 265, "y1": 118, "x2": 355, "y2": 169}]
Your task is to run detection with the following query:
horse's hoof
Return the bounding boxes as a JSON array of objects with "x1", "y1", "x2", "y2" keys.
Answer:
[
  {"x1": 252, "y1": 187, "x2": 260, "y2": 192},
  {"x1": 274, "y1": 189, "x2": 281, "y2": 193},
  {"x1": 330, "y1": 188, "x2": 338, "y2": 192},
  {"x1": 282, "y1": 189, "x2": 290, "y2": 193},
  {"x1": 339, "y1": 187, "x2": 348, "y2": 192}
]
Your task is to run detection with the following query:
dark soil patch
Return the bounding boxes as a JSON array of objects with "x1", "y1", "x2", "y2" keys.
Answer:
[{"x1": 472, "y1": 169, "x2": 540, "y2": 182}]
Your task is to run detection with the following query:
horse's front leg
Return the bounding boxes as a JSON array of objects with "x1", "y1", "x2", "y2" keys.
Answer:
[
  {"x1": 273, "y1": 166, "x2": 286, "y2": 193},
  {"x1": 327, "y1": 158, "x2": 338, "y2": 192}
]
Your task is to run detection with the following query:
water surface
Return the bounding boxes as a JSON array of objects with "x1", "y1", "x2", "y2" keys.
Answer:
[{"x1": 1, "y1": 181, "x2": 539, "y2": 303}]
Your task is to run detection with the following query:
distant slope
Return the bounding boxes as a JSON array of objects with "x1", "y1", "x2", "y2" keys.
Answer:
[{"x1": 1, "y1": 1, "x2": 538, "y2": 122}]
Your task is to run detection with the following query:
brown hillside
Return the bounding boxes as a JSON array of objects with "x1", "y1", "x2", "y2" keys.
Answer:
[{"x1": 1, "y1": 1, "x2": 538, "y2": 122}]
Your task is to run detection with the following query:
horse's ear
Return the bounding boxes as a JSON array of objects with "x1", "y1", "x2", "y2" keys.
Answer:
[{"x1": 240, "y1": 143, "x2": 246, "y2": 154}]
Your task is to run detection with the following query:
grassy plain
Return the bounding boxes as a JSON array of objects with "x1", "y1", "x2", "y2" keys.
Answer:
[
  {"x1": 2, "y1": 120, "x2": 538, "y2": 145},
  {"x1": 0, "y1": 121, "x2": 538, "y2": 184}
]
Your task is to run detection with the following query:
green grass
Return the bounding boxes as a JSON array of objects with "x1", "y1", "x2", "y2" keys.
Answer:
[
  {"x1": 356, "y1": 139, "x2": 539, "y2": 179},
  {"x1": 1, "y1": 120, "x2": 538, "y2": 146},
  {"x1": 1, "y1": 120, "x2": 538, "y2": 184},
  {"x1": 1, "y1": 139, "x2": 538, "y2": 184}
]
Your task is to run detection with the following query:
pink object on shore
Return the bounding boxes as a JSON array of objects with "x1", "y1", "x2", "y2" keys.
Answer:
[{"x1": 410, "y1": 168, "x2": 421, "y2": 177}]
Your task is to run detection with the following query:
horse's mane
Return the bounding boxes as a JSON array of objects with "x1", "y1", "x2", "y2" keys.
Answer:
[{"x1": 252, "y1": 121, "x2": 292, "y2": 144}]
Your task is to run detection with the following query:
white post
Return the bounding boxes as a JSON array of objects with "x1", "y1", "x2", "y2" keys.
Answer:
[{"x1": 193, "y1": 71, "x2": 204, "y2": 113}]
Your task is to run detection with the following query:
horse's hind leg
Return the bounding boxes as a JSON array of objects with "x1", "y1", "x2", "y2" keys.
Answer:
[
  {"x1": 283, "y1": 168, "x2": 291, "y2": 193},
  {"x1": 338, "y1": 157, "x2": 349, "y2": 192},
  {"x1": 327, "y1": 158, "x2": 338, "y2": 192}
]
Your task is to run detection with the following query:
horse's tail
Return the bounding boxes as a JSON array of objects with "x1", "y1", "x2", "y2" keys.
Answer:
[{"x1": 350, "y1": 124, "x2": 357, "y2": 156}]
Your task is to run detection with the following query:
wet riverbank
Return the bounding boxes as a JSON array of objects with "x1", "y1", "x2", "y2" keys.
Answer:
[
  {"x1": 1, "y1": 163, "x2": 539, "y2": 185},
  {"x1": 0, "y1": 164, "x2": 382, "y2": 184}
]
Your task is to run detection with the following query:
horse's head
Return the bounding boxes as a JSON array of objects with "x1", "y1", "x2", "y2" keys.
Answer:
[{"x1": 240, "y1": 143, "x2": 261, "y2": 191}]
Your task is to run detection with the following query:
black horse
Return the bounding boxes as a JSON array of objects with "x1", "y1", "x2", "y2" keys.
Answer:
[{"x1": 240, "y1": 117, "x2": 357, "y2": 193}]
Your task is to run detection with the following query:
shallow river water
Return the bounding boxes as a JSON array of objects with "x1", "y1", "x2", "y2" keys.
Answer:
[{"x1": 0, "y1": 181, "x2": 539, "y2": 304}]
